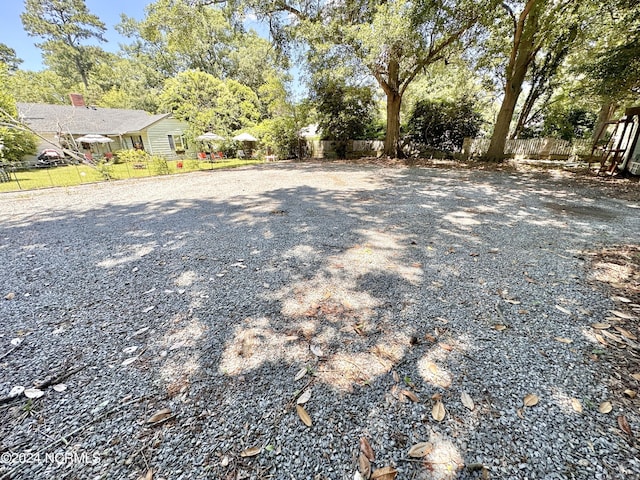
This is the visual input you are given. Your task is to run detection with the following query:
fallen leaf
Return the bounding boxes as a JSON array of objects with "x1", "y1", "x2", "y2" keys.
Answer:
[
  {"x1": 358, "y1": 453, "x2": 371, "y2": 479},
  {"x1": 612, "y1": 296, "x2": 631, "y2": 303},
  {"x1": 138, "y1": 469, "x2": 153, "y2": 480},
  {"x1": 146, "y1": 407, "x2": 172, "y2": 424},
  {"x1": 523, "y1": 394, "x2": 539, "y2": 407},
  {"x1": 360, "y1": 437, "x2": 375, "y2": 461},
  {"x1": 9, "y1": 386, "x2": 24, "y2": 397},
  {"x1": 5, "y1": 292, "x2": 15, "y2": 300},
  {"x1": 432, "y1": 400, "x2": 446, "y2": 421},
  {"x1": 294, "y1": 367, "x2": 307, "y2": 381},
  {"x1": 310, "y1": 344, "x2": 324, "y2": 357},
  {"x1": 297, "y1": 389, "x2": 312, "y2": 405},
  {"x1": 400, "y1": 389, "x2": 419, "y2": 402},
  {"x1": 169, "y1": 341, "x2": 187, "y2": 351},
  {"x1": 610, "y1": 310, "x2": 636, "y2": 320},
  {"x1": 571, "y1": 398, "x2": 583, "y2": 413},
  {"x1": 121, "y1": 356, "x2": 138, "y2": 366},
  {"x1": 24, "y1": 388, "x2": 44, "y2": 399},
  {"x1": 614, "y1": 327, "x2": 637, "y2": 340},
  {"x1": 132, "y1": 326, "x2": 149, "y2": 337},
  {"x1": 240, "y1": 446, "x2": 261, "y2": 457},
  {"x1": 482, "y1": 467, "x2": 490, "y2": 480},
  {"x1": 371, "y1": 466, "x2": 398, "y2": 480},
  {"x1": 555, "y1": 337, "x2": 573, "y2": 344},
  {"x1": 408, "y1": 442, "x2": 434, "y2": 458},
  {"x1": 296, "y1": 404, "x2": 312, "y2": 427},
  {"x1": 598, "y1": 401, "x2": 613, "y2": 414},
  {"x1": 624, "y1": 389, "x2": 637, "y2": 399},
  {"x1": 516, "y1": 408, "x2": 524, "y2": 419},
  {"x1": 390, "y1": 385, "x2": 400, "y2": 400},
  {"x1": 424, "y1": 333, "x2": 436, "y2": 343},
  {"x1": 504, "y1": 299, "x2": 521, "y2": 305},
  {"x1": 594, "y1": 333, "x2": 608, "y2": 345},
  {"x1": 52, "y1": 383, "x2": 67, "y2": 392},
  {"x1": 618, "y1": 415, "x2": 632, "y2": 436},
  {"x1": 461, "y1": 392, "x2": 475, "y2": 411},
  {"x1": 431, "y1": 392, "x2": 442, "y2": 401},
  {"x1": 601, "y1": 330, "x2": 625, "y2": 344},
  {"x1": 631, "y1": 373, "x2": 640, "y2": 381},
  {"x1": 392, "y1": 371, "x2": 399, "y2": 383},
  {"x1": 556, "y1": 305, "x2": 571, "y2": 315},
  {"x1": 591, "y1": 323, "x2": 611, "y2": 329},
  {"x1": 439, "y1": 343, "x2": 453, "y2": 352},
  {"x1": 494, "y1": 324, "x2": 508, "y2": 331},
  {"x1": 354, "y1": 472, "x2": 364, "y2": 480}
]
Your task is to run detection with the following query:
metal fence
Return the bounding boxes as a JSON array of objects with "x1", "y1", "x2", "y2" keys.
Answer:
[{"x1": 0, "y1": 157, "x2": 260, "y2": 193}]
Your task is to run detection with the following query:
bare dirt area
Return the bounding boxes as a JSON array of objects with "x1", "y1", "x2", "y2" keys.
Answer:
[{"x1": 0, "y1": 161, "x2": 639, "y2": 480}]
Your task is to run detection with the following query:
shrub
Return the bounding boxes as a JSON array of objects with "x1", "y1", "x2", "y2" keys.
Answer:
[
  {"x1": 521, "y1": 106, "x2": 597, "y2": 141},
  {"x1": 114, "y1": 148, "x2": 149, "y2": 163},
  {"x1": 404, "y1": 97, "x2": 483, "y2": 153}
]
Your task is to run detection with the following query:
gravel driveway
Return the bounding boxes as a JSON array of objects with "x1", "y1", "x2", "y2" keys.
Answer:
[{"x1": 1, "y1": 163, "x2": 639, "y2": 480}]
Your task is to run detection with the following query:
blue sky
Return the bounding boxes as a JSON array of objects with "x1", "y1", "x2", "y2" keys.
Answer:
[{"x1": 1, "y1": 0, "x2": 156, "y2": 71}]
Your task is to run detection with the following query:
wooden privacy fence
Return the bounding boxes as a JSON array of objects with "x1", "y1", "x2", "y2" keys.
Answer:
[{"x1": 462, "y1": 137, "x2": 593, "y2": 160}]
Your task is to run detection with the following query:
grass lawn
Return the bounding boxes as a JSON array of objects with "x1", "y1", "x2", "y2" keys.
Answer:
[{"x1": 0, "y1": 158, "x2": 261, "y2": 193}]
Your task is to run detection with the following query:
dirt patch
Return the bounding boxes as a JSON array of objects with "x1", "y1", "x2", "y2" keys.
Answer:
[
  {"x1": 544, "y1": 202, "x2": 619, "y2": 220},
  {"x1": 308, "y1": 156, "x2": 640, "y2": 200}
]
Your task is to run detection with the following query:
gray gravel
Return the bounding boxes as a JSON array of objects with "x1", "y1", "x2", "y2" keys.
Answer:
[{"x1": 0, "y1": 162, "x2": 639, "y2": 480}]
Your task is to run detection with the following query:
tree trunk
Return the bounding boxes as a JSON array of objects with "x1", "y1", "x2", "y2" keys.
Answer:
[
  {"x1": 512, "y1": 86, "x2": 537, "y2": 139},
  {"x1": 384, "y1": 92, "x2": 402, "y2": 158},
  {"x1": 381, "y1": 58, "x2": 404, "y2": 158},
  {"x1": 486, "y1": 76, "x2": 525, "y2": 160},
  {"x1": 486, "y1": 2, "x2": 540, "y2": 161},
  {"x1": 74, "y1": 55, "x2": 89, "y2": 89}
]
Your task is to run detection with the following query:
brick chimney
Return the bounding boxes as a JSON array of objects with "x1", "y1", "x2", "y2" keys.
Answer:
[{"x1": 69, "y1": 93, "x2": 86, "y2": 107}]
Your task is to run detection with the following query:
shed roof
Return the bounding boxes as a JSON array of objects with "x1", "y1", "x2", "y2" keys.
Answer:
[{"x1": 17, "y1": 103, "x2": 171, "y2": 136}]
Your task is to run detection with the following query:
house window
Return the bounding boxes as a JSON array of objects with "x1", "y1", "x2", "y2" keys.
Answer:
[
  {"x1": 131, "y1": 135, "x2": 144, "y2": 150},
  {"x1": 168, "y1": 134, "x2": 186, "y2": 153}
]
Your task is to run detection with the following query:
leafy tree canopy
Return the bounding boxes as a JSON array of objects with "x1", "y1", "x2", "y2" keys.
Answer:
[
  {"x1": 158, "y1": 70, "x2": 261, "y2": 138},
  {"x1": 0, "y1": 43, "x2": 23, "y2": 72},
  {"x1": 21, "y1": 0, "x2": 107, "y2": 88},
  {"x1": 0, "y1": 65, "x2": 38, "y2": 162},
  {"x1": 118, "y1": 0, "x2": 283, "y2": 91}
]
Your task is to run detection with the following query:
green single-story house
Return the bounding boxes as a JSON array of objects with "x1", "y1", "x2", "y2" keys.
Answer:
[{"x1": 17, "y1": 97, "x2": 192, "y2": 163}]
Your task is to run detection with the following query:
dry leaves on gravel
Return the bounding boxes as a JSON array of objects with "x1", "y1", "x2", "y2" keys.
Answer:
[
  {"x1": 296, "y1": 404, "x2": 312, "y2": 427},
  {"x1": 432, "y1": 400, "x2": 446, "y2": 421},
  {"x1": 240, "y1": 446, "x2": 261, "y2": 457},
  {"x1": 598, "y1": 401, "x2": 613, "y2": 414},
  {"x1": 146, "y1": 408, "x2": 172, "y2": 424},
  {"x1": 408, "y1": 442, "x2": 434, "y2": 458},
  {"x1": 371, "y1": 466, "x2": 398, "y2": 480},
  {"x1": 461, "y1": 392, "x2": 475, "y2": 411}
]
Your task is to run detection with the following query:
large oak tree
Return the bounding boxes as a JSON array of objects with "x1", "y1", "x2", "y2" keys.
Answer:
[{"x1": 207, "y1": 0, "x2": 498, "y2": 157}]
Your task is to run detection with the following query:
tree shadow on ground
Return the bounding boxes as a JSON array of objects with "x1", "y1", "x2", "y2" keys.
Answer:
[{"x1": 1, "y1": 164, "x2": 639, "y2": 479}]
